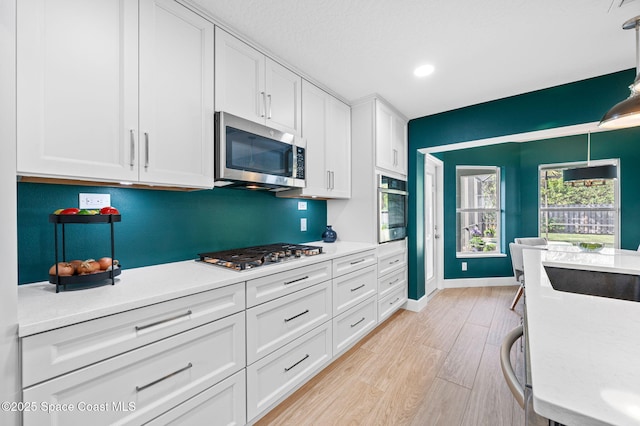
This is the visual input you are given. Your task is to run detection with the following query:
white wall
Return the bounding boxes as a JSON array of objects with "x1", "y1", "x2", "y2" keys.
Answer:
[{"x1": 0, "y1": 0, "x2": 20, "y2": 424}]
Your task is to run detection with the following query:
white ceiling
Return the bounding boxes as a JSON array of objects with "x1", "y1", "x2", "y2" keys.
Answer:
[{"x1": 189, "y1": 0, "x2": 640, "y2": 120}]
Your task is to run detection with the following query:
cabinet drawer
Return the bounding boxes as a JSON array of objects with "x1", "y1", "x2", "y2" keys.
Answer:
[
  {"x1": 247, "y1": 322, "x2": 332, "y2": 421},
  {"x1": 144, "y1": 369, "x2": 246, "y2": 426},
  {"x1": 378, "y1": 285, "x2": 407, "y2": 323},
  {"x1": 378, "y1": 267, "x2": 406, "y2": 298},
  {"x1": 333, "y1": 265, "x2": 377, "y2": 316},
  {"x1": 246, "y1": 280, "x2": 331, "y2": 364},
  {"x1": 247, "y1": 261, "x2": 331, "y2": 307},
  {"x1": 22, "y1": 283, "x2": 245, "y2": 387},
  {"x1": 332, "y1": 250, "x2": 376, "y2": 277},
  {"x1": 23, "y1": 312, "x2": 245, "y2": 426},
  {"x1": 377, "y1": 250, "x2": 407, "y2": 277},
  {"x1": 333, "y1": 296, "x2": 377, "y2": 356}
]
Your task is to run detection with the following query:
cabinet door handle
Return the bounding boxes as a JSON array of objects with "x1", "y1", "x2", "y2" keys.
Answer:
[
  {"x1": 393, "y1": 149, "x2": 398, "y2": 166},
  {"x1": 260, "y1": 92, "x2": 266, "y2": 117},
  {"x1": 389, "y1": 259, "x2": 400, "y2": 265},
  {"x1": 327, "y1": 170, "x2": 331, "y2": 190},
  {"x1": 136, "y1": 362, "x2": 193, "y2": 392},
  {"x1": 350, "y1": 284, "x2": 365, "y2": 292},
  {"x1": 267, "y1": 94, "x2": 272, "y2": 119},
  {"x1": 135, "y1": 310, "x2": 192, "y2": 331},
  {"x1": 284, "y1": 275, "x2": 309, "y2": 285},
  {"x1": 129, "y1": 130, "x2": 135, "y2": 167},
  {"x1": 350, "y1": 259, "x2": 365, "y2": 265},
  {"x1": 390, "y1": 297, "x2": 401, "y2": 305},
  {"x1": 144, "y1": 132, "x2": 150, "y2": 169},
  {"x1": 350, "y1": 317, "x2": 365, "y2": 328},
  {"x1": 330, "y1": 171, "x2": 335, "y2": 189},
  {"x1": 284, "y1": 309, "x2": 309, "y2": 322},
  {"x1": 284, "y1": 354, "x2": 309, "y2": 372}
]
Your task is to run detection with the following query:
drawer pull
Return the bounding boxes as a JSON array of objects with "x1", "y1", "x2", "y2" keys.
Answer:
[
  {"x1": 390, "y1": 297, "x2": 401, "y2": 305},
  {"x1": 350, "y1": 284, "x2": 366, "y2": 292},
  {"x1": 350, "y1": 259, "x2": 365, "y2": 265},
  {"x1": 389, "y1": 278, "x2": 400, "y2": 285},
  {"x1": 136, "y1": 362, "x2": 193, "y2": 392},
  {"x1": 389, "y1": 259, "x2": 400, "y2": 265},
  {"x1": 350, "y1": 317, "x2": 365, "y2": 328},
  {"x1": 284, "y1": 309, "x2": 309, "y2": 322},
  {"x1": 284, "y1": 354, "x2": 309, "y2": 372},
  {"x1": 135, "y1": 310, "x2": 192, "y2": 331},
  {"x1": 284, "y1": 275, "x2": 309, "y2": 285}
]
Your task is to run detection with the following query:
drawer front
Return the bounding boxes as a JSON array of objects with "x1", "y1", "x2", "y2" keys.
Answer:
[
  {"x1": 144, "y1": 369, "x2": 246, "y2": 426},
  {"x1": 333, "y1": 265, "x2": 377, "y2": 316},
  {"x1": 377, "y1": 250, "x2": 407, "y2": 277},
  {"x1": 378, "y1": 285, "x2": 407, "y2": 323},
  {"x1": 332, "y1": 249, "x2": 377, "y2": 277},
  {"x1": 378, "y1": 267, "x2": 406, "y2": 298},
  {"x1": 22, "y1": 282, "x2": 245, "y2": 387},
  {"x1": 247, "y1": 322, "x2": 332, "y2": 421},
  {"x1": 332, "y1": 296, "x2": 377, "y2": 356},
  {"x1": 246, "y1": 280, "x2": 331, "y2": 365},
  {"x1": 23, "y1": 313, "x2": 245, "y2": 426},
  {"x1": 247, "y1": 261, "x2": 331, "y2": 307}
]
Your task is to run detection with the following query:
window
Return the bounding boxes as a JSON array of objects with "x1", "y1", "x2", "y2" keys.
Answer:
[
  {"x1": 456, "y1": 166, "x2": 501, "y2": 254},
  {"x1": 539, "y1": 161, "x2": 619, "y2": 247}
]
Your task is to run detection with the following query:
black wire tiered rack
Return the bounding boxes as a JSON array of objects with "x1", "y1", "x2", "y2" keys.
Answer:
[{"x1": 48, "y1": 214, "x2": 121, "y2": 292}]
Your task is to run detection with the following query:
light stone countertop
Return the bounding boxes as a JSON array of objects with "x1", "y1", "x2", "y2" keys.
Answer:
[
  {"x1": 524, "y1": 248, "x2": 640, "y2": 426},
  {"x1": 18, "y1": 241, "x2": 376, "y2": 337},
  {"x1": 540, "y1": 245, "x2": 640, "y2": 276}
]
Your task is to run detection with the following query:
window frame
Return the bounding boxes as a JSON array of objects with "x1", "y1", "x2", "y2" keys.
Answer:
[
  {"x1": 537, "y1": 159, "x2": 620, "y2": 248},
  {"x1": 455, "y1": 165, "x2": 504, "y2": 258}
]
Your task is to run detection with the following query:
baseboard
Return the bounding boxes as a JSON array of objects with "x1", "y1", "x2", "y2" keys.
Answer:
[
  {"x1": 404, "y1": 295, "x2": 427, "y2": 312},
  {"x1": 443, "y1": 276, "x2": 516, "y2": 288}
]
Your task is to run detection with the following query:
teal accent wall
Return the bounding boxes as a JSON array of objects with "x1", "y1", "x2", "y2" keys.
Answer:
[
  {"x1": 17, "y1": 183, "x2": 326, "y2": 284},
  {"x1": 407, "y1": 69, "x2": 638, "y2": 301}
]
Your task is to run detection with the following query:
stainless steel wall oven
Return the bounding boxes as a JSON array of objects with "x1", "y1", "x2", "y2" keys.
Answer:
[{"x1": 378, "y1": 174, "x2": 407, "y2": 243}]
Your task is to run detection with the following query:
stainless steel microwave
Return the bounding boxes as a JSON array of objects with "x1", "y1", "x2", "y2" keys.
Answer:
[{"x1": 214, "y1": 112, "x2": 305, "y2": 190}]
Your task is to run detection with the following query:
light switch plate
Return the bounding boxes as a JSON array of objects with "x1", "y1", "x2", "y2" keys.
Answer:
[
  {"x1": 300, "y1": 218, "x2": 307, "y2": 231},
  {"x1": 79, "y1": 193, "x2": 111, "y2": 209}
]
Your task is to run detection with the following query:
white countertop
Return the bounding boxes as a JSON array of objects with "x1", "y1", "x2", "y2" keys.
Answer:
[
  {"x1": 524, "y1": 248, "x2": 640, "y2": 426},
  {"x1": 540, "y1": 245, "x2": 640, "y2": 276},
  {"x1": 18, "y1": 241, "x2": 376, "y2": 337}
]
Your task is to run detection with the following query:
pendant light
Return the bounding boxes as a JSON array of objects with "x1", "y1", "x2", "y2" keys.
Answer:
[
  {"x1": 563, "y1": 132, "x2": 617, "y2": 186},
  {"x1": 599, "y1": 16, "x2": 640, "y2": 129}
]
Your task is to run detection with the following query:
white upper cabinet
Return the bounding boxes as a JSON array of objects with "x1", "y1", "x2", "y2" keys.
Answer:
[
  {"x1": 278, "y1": 81, "x2": 351, "y2": 199},
  {"x1": 215, "y1": 27, "x2": 302, "y2": 136},
  {"x1": 138, "y1": 0, "x2": 214, "y2": 188},
  {"x1": 17, "y1": 0, "x2": 214, "y2": 189},
  {"x1": 375, "y1": 100, "x2": 407, "y2": 177},
  {"x1": 17, "y1": 0, "x2": 139, "y2": 183}
]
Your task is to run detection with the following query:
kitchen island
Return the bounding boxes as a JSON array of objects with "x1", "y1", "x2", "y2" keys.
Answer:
[{"x1": 524, "y1": 247, "x2": 640, "y2": 426}]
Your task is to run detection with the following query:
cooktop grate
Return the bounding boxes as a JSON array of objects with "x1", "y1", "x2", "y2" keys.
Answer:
[{"x1": 198, "y1": 243, "x2": 323, "y2": 271}]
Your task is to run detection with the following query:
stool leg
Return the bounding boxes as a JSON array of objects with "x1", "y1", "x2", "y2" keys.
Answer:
[{"x1": 510, "y1": 284, "x2": 524, "y2": 310}]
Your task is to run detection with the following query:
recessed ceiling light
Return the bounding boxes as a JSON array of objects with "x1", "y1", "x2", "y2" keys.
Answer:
[{"x1": 414, "y1": 64, "x2": 435, "y2": 78}]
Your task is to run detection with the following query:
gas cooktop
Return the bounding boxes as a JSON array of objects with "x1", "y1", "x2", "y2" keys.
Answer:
[{"x1": 198, "y1": 243, "x2": 323, "y2": 271}]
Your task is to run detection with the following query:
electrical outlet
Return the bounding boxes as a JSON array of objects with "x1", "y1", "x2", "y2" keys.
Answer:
[
  {"x1": 300, "y1": 218, "x2": 307, "y2": 231},
  {"x1": 298, "y1": 201, "x2": 307, "y2": 210},
  {"x1": 461, "y1": 262, "x2": 468, "y2": 271},
  {"x1": 79, "y1": 193, "x2": 111, "y2": 209}
]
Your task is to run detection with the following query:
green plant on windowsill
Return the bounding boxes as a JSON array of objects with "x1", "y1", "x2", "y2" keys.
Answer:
[
  {"x1": 469, "y1": 236, "x2": 485, "y2": 252},
  {"x1": 484, "y1": 227, "x2": 495, "y2": 238},
  {"x1": 484, "y1": 243, "x2": 497, "y2": 252}
]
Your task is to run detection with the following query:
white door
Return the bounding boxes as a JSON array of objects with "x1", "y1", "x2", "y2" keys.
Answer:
[
  {"x1": 17, "y1": 0, "x2": 139, "y2": 182},
  {"x1": 425, "y1": 155, "x2": 442, "y2": 296},
  {"x1": 139, "y1": 0, "x2": 214, "y2": 188}
]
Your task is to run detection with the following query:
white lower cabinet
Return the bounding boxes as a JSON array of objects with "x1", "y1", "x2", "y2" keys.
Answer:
[
  {"x1": 378, "y1": 284, "x2": 407, "y2": 323},
  {"x1": 333, "y1": 265, "x2": 377, "y2": 316},
  {"x1": 332, "y1": 295, "x2": 378, "y2": 356},
  {"x1": 144, "y1": 369, "x2": 246, "y2": 426},
  {"x1": 23, "y1": 312, "x2": 245, "y2": 426},
  {"x1": 246, "y1": 280, "x2": 332, "y2": 365},
  {"x1": 246, "y1": 321, "x2": 333, "y2": 421}
]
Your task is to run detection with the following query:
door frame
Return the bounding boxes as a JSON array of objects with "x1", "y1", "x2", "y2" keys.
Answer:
[{"x1": 424, "y1": 154, "x2": 444, "y2": 294}]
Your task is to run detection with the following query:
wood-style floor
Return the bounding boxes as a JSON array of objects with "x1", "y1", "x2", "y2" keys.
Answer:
[{"x1": 256, "y1": 286, "x2": 526, "y2": 426}]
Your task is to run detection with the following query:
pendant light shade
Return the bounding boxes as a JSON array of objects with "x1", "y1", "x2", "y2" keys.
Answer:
[
  {"x1": 599, "y1": 16, "x2": 640, "y2": 129},
  {"x1": 563, "y1": 164, "x2": 617, "y2": 185}
]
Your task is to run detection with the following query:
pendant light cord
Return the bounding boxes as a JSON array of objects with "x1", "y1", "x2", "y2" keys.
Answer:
[{"x1": 587, "y1": 132, "x2": 591, "y2": 167}]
